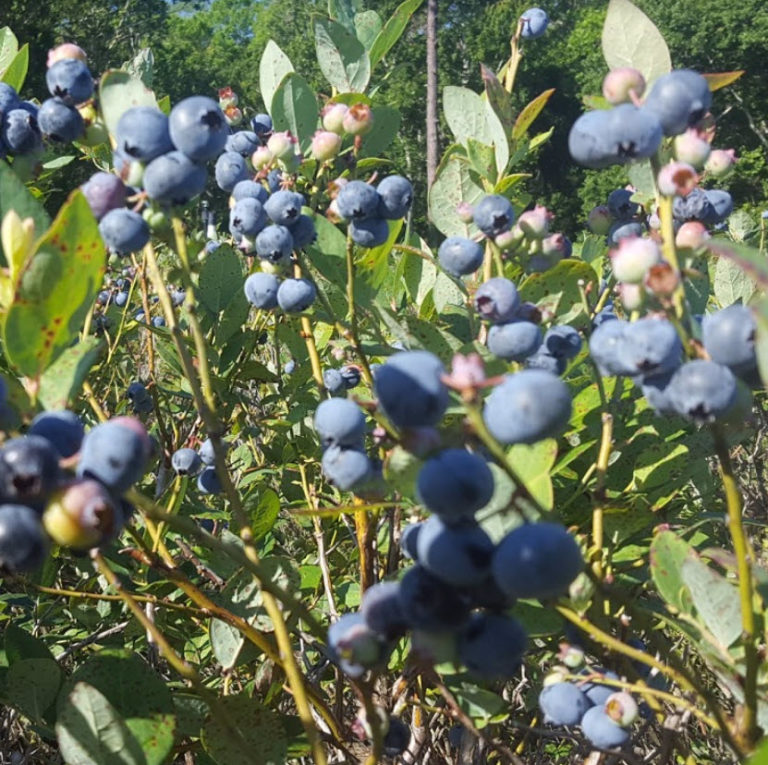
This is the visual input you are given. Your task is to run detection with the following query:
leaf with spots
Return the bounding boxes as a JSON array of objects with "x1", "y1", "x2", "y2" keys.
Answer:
[
  {"x1": 38, "y1": 336, "x2": 102, "y2": 410},
  {"x1": 649, "y1": 530, "x2": 695, "y2": 614},
  {"x1": 2, "y1": 189, "x2": 104, "y2": 380}
]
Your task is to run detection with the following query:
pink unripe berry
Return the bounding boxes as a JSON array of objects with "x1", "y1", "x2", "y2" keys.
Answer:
[
  {"x1": 456, "y1": 201, "x2": 474, "y2": 224},
  {"x1": 311, "y1": 130, "x2": 342, "y2": 161},
  {"x1": 705, "y1": 148, "x2": 737, "y2": 177},
  {"x1": 322, "y1": 102, "x2": 349, "y2": 134},
  {"x1": 542, "y1": 233, "x2": 571, "y2": 259},
  {"x1": 495, "y1": 227, "x2": 522, "y2": 250},
  {"x1": 602, "y1": 67, "x2": 646, "y2": 104},
  {"x1": 343, "y1": 103, "x2": 374, "y2": 136},
  {"x1": 657, "y1": 161, "x2": 699, "y2": 197},
  {"x1": 617, "y1": 281, "x2": 645, "y2": 311},
  {"x1": 47, "y1": 43, "x2": 87, "y2": 67},
  {"x1": 517, "y1": 205, "x2": 553, "y2": 239},
  {"x1": 605, "y1": 692, "x2": 639, "y2": 727},
  {"x1": 218, "y1": 87, "x2": 238, "y2": 109},
  {"x1": 675, "y1": 221, "x2": 710, "y2": 249},
  {"x1": 267, "y1": 130, "x2": 297, "y2": 159},
  {"x1": 251, "y1": 146, "x2": 273, "y2": 169},
  {"x1": 611, "y1": 237, "x2": 661, "y2": 284},
  {"x1": 673, "y1": 129, "x2": 711, "y2": 169},
  {"x1": 588, "y1": 205, "x2": 612, "y2": 236}
]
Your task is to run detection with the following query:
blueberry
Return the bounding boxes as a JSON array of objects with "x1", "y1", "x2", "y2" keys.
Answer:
[
  {"x1": 483, "y1": 370, "x2": 572, "y2": 444},
  {"x1": 115, "y1": 106, "x2": 173, "y2": 162},
  {"x1": 473, "y1": 194, "x2": 515, "y2": 238},
  {"x1": 580, "y1": 706, "x2": 630, "y2": 749},
  {"x1": 232, "y1": 180, "x2": 269, "y2": 204},
  {"x1": 250, "y1": 113, "x2": 273, "y2": 136},
  {"x1": 2, "y1": 108, "x2": 42, "y2": 154},
  {"x1": 266, "y1": 168, "x2": 282, "y2": 193},
  {"x1": 169, "y1": 96, "x2": 228, "y2": 161},
  {"x1": 488, "y1": 320, "x2": 543, "y2": 362},
  {"x1": 114, "y1": 291, "x2": 129, "y2": 307},
  {"x1": 230, "y1": 198, "x2": 267, "y2": 238},
  {"x1": 397, "y1": 565, "x2": 469, "y2": 631},
  {"x1": 474, "y1": 278, "x2": 520, "y2": 323},
  {"x1": 171, "y1": 448, "x2": 202, "y2": 476},
  {"x1": 256, "y1": 224, "x2": 294, "y2": 262},
  {"x1": 382, "y1": 716, "x2": 410, "y2": 757},
  {"x1": 543, "y1": 325, "x2": 582, "y2": 360},
  {"x1": 0, "y1": 436, "x2": 61, "y2": 505},
  {"x1": 244, "y1": 272, "x2": 279, "y2": 310},
  {"x1": 702, "y1": 189, "x2": 733, "y2": 224},
  {"x1": 702, "y1": 304, "x2": 756, "y2": 376},
  {"x1": 0, "y1": 83, "x2": 20, "y2": 115},
  {"x1": 607, "y1": 189, "x2": 638, "y2": 221},
  {"x1": 214, "y1": 151, "x2": 248, "y2": 192},
  {"x1": 323, "y1": 368, "x2": 346, "y2": 396},
  {"x1": 336, "y1": 181, "x2": 382, "y2": 221},
  {"x1": 608, "y1": 220, "x2": 645, "y2": 245},
  {"x1": 581, "y1": 669, "x2": 620, "y2": 706},
  {"x1": 492, "y1": 522, "x2": 583, "y2": 600},
  {"x1": 225, "y1": 129, "x2": 260, "y2": 156},
  {"x1": 143, "y1": 151, "x2": 207, "y2": 206},
  {"x1": 438, "y1": 236, "x2": 484, "y2": 277},
  {"x1": 361, "y1": 581, "x2": 408, "y2": 638},
  {"x1": 327, "y1": 612, "x2": 387, "y2": 678},
  {"x1": 277, "y1": 278, "x2": 316, "y2": 313},
  {"x1": 589, "y1": 320, "x2": 636, "y2": 376},
  {"x1": 99, "y1": 208, "x2": 150, "y2": 255},
  {"x1": 639, "y1": 370, "x2": 677, "y2": 414},
  {"x1": 349, "y1": 218, "x2": 390, "y2": 248},
  {"x1": 376, "y1": 175, "x2": 413, "y2": 219},
  {"x1": 284, "y1": 359, "x2": 296, "y2": 375},
  {"x1": 80, "y1": 172, "x2": 127, "y2": 221},
  {"x1": 616, "y1": 318, "x2": 682, "y2": 377},
  {"x1": 285, "y1": 214, "x2": 317, "y2": 250},
  {"x1": 400, "y1": 521, "x2": 423, "y2": 561},
  {"x1": 28, "y1": 410, "x2": 84, "y2": 459},
  {"x1": 37, "y1": 97, "x2": 84, "y2": 142},
  {"x1": 265, "y1": 189, "x2": 305, "y2": 226},
  {"x1": 197, "y1": 466, "x2": 223, "y2": 494},
  {"x1": 46, "y1": 58, "x2": 93, "y2": 104},
  {"x1": 458, "y1": 612, "x2": 528, "y2": 678},
  {"x1": 76, "y1": 418, "x2": 150, "y2": 493},
  {"x1": 314, "y1": 398, "x2": 366, "y2": 449},
  {"x1": 539, "y1": 682, "x2": 591, "y2": 726},
  {"x1": 643, "y1": 69, "x2": 712, "y2": 137},
  {"x1": 416, "y1": 516, "x2": 494, "y2": 587},
  {"x1": 340, "y1": 365, "x2": 361, "y2": 389},
  {"x1": 520, "y1": 7, "x2": 549, "y2": 38},
  {"x1": 665, "y1": 360, "x2": 737, "y2": 423},
  {"x1": 321, "y1": 446, "x2": 371, "y2": 491},
  {"x1": 373, "y1": 351, "x2": 448, "y2": 429},
  {"x1": 673, "y1": 187, "x2": 715, "y2": 222},
  {"x1": 416, "y1": 449, "x2": 494, "y2": 523},
  {"x1": 127, "y1": 381, "x2": 151, "y2": 403},
  {"x1": 0, "y1": 504, "x2": 48, "y2": 572}
]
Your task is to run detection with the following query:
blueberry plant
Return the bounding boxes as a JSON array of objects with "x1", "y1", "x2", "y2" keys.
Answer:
[{"x1": 1, "y1": 1, "x2": 768, "y2": 763}]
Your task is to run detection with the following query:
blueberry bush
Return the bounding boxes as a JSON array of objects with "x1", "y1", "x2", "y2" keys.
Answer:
[{"x1": 1, "y1": 1, "x2": 768, "y2": 763}]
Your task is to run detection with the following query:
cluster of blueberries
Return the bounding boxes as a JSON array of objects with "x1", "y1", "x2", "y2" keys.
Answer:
[
  {"x1": 170, "y1": 438, "x2": 228, "y2": 496},
  {"x1": 0, "y1": 391, "x2": 152, "y2": 573}
]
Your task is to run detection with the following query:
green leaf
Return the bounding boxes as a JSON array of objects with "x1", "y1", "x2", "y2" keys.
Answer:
[
  {"x1": 98, "y1": 70, "x2": 158, "y2": 143},
  {"x1": 354, "y1": 11, "x2": 383, "y2": 50},
  {"x1": 1, "y1": 43, "x2": 28, "y2": 91},
  {"x1": 683, "y1": 265, "x2": 710, "y2": 315},
  {"x1": 649, "y1": 530, "x2": 695, "y2": 613},
  {"x1": 39, "y1": 336, "x2": 103, "y2": 410},
  {"x1": 314, "y1": 16, "x2": 370, "y2": 94},
  {"x1": 57, "y1": 682, "x2": 147, "y2": 765},
  {"x1": 5, "y1": 658, "x2": 60, "y2": 721},
  {"x1": 518, "y1": 260, "x2": 597, "y2": 327},
  {"x1": 197, "y1": 246, "x2": 244, "y2": 315},
  {"x1": 755, "y1": 299, "x2": 768, "y2": 389},
  {"x1": 433, "y1": 270, "x2": 465, "y2": 314},
  {"x1": 443, "y1": 86, "x2": 508, "y2": 178},
  {"x1": 507, "y1": 439, "x2": 557, "y2": 511},
  {"x1": 122, "y1": 48, "x2": 154, "y2": 89},
  {"x1": 452, "y1": 683, "x2": 505, "y2": 724},
  {"x1": 466, "y1": 138, "x2": 496, "y2": 179},
  {"x1": 680, "y1": 557, "x2": 742, "y2": 648},
  {"x1": 201, "y1": 693, "x2": 287, "y2": 765},
  {"x1": 0, "y1": 27, "x2": 19, "y2": 79},
  {"x1": 627, "y1": 160, "x2": 655, "y2": 201},
  {"x1": 429, "y1": 147, "x2": 484, "y2": 238},
  {"x1": 358, "y1": 105, "x2": 401, "y2": 158},
  {"x1": 328, "y1": 0, "x2": 363, "y2": 32},
  {"x1": 5, "y1": 623, "x2": 54, "y2": 663},
  {"x1": 259, "y1": 40, "x2": 294, "y2": 113},
  {"x1": 357, "y1": 218, "x2": 403, "y2": 288},
  {"x1": 271, "y1": 72, "x2": 318, "y2": 151},
  {"x1": 60, "y1": 652, "x2": 176, "y2": 765},
  {"x1": 602, "y1": 0, "x2": 672, "y2": 86},
  {"x1": 747, "y1": 737, "x2": 768, "y2": 765},
  {"x1": 512, "y1": 88, "x2": 554, "y2": 141},
  {"x1": 369, "y1": 0, "x2": 424, "y2": 70},
  {"x1": 248, "y1": 487, "x2": 280, "y2": 540},
  {"x1": 712, "y1": 250, "x2": 757, "y2": 307},
  {"x1": 480, "y1": 64, "x2": 514, "y2": 132},
  {"x1": 3, "y1": 189, "x2": 104, "y2": 379}
]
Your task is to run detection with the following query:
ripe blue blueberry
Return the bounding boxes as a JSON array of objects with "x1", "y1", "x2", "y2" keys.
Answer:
[
  {"x1": 397, "y1": 565, "x2": 469, "y2": 630},
  {"x1": 702, "y1": 189, "x2": 733, "y2": 224},
  {"x1": 488, "y1": 320, "x2": 543, "y2": 361},
  {"x1": 643, "y1": 69, "x2": 712, "y2": 136},
  {"x1": 244, "y1": 272, "x2": 279, "y2": 310},
  {"x1": 46, "y1": 58, "x2": 93, "y2": 104},
  {"x1": 327, "y1": 612, "x2": 387, "y2": 678},
  {"x1": 265, "y1": 189, "x2": 305, "y2": 226},
  {"x1": 321, "y1": 446, "x2": 371, "y2": 491},
  {"x1": 28, "y1": 410, "x2": 85, "y2": 459},
  {"x1": 286, "y1": 214, "x2": 317, "y2": 250},
  {"x1": 2, "y1": 109, "x2": 42, "y2": 154},
  {"x1": 198, "y1": 438, "x2": 218, "y2": 466},
  {"x1": 115, "y1": 106, "x2": 173, "y2": 162},
  {"x1": 438, "y1": 237, "x2": 484, "y2": 277},
  {"x1": 225, "y1": 129, "x2": 260, "y2": 156},
  {"x1": 373, "y1": 350, "x2": 448, "y2": 429},
  {"x1": 539, "y1": 682, "x2": 591, "y2": 726},
  {"x1": 80, "y1": 172, "x2": 127, "y2": 221},
  {"x1": 214, "y1": 151, "x2": 248, "y2": 192},
  {"x1": 702, "y1": 304, "x2": 756, "y2": 376},
  {"x1": 520, "y1": 7, "x2": 549, "y2": 38},
  {"x1": 169, "y1": 96, "x2": 228, "y2": 161},
  {"x1": 197, "y1": 466, "x2": 223, "y2": 495},
  {"x1": 314, "y1": 398, "x2": 366, "y2": 449},
  {"x1": 277, "y1": 278, "x2": 316, "y2": 313},
  {"x1": 0, "y1": 83, "x2": 20, "y2": 115},
  {"x1": 666, "y1": 360, "x2": 737, "y2": 423},
  {"x1": 38, "y1": 97, "x2": 84, "y2": 142},
  {"x1": 474, "y1": 278, "x2": 520, "y2": 323},
  {"x1": 256, "y1": 224, "x2": 294, "y2": 262},
  {"x1": 0, "y1": 504, "x2": 48, "y2": 572},
  {"x1": 0, "y1": 436, "x2": 61, "y2": 505},
  {"x1": 492, "y1": 522, "x2": 583, "y2": 600},
  {"x1": 340, "y1": 365, "x2": 361, "y2": 389},
  {"x1": 581, "y1": 669, "x2": 620, "y2": 706},
  {"x1": 616, "y1": 318, "x2": 682, "y2": 377},
  {"x1": 458, "y1": 612, "x2": 528, "y2": 678},
  {"x1": 250, "y1": 113, "x2": 273, "y2": 136},
  {"x1": 361, "y1": 581, "x2": 408, "y2": 638},
  {"x1": 673, "y1": 187, "x2": 714, "y2": 222},
  {"x1": 171, "y1": 448, "x2": 202, "y2": 476},
  {"x1": 473, "y1": 194, "x2": 515, "y2": 237},
  {"x1": 483, "y1": 370, "x2": 572, "y2": 444},
  {"x1": 349, "y1": 217, "x2": 390, "y2": 248},
  {"x1": 607, "y1": 189, "x2": 638, "y2": 221},
  {"x1": 382, "y1": 716, "x2": 411, "y2": 757},
  {"x1": 400, "y1": 521, "x2": 423, "y2": 561},
  {"x1": 580, "y1": 706, "x2": 630, "y2": 749},
  {"x1": 143, "y1": 151, "x2": 207, "y2": 206},
  {"x1": 376, "y1": 175, "x2": 413, "y2": 219},
  {"x1": 99, "y1": 209, "x2": 150, "y2": 255},
  {"x1": 543, "y1": 325, "x2": 582, "y2": 360},
  {"x1": 336, "y1": 181, "x2": 382, "y2": 221},
  {"x1": 230, "y1": 198, "x2": 267, "y2": 238},
  {"x1": 232, "y1": 180, "x2": 269, "y2": 204},
  {"x1": 589, "y1": 320, "x2": 636, "y2": 376},
  {"x1": 417, "y1": 449, "x2": 494, "y2": 523},
  {"x1": 323, "y1": 368, "x2": 346, "y2": 396}
]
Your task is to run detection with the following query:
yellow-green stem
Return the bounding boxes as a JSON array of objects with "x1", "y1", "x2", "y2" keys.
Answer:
[{"x1": 590, "y1": 413, "x2": 613, "y2": 580}]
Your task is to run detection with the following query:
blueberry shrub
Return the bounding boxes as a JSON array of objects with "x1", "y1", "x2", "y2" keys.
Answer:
[{"x1": 0, "y1": 1, "x2": 767, "y2": 763}]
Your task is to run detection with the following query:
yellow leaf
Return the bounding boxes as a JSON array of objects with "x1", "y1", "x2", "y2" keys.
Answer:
[
  {"x1": 703, "y1": 71, "x2": 744, "y2": 92},
  {"x1": 1, "y1": 209, "x2": 35, "y2": 284}
]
